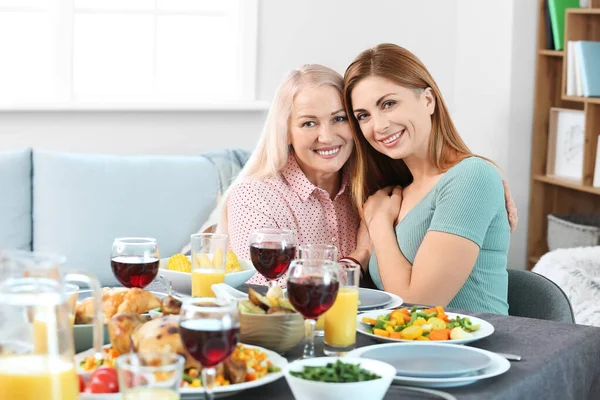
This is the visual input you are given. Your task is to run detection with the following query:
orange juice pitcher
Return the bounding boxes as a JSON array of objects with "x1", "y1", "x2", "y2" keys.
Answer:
[{"x1": 0, "y1": 250, "x2": 104, "y2": 400}]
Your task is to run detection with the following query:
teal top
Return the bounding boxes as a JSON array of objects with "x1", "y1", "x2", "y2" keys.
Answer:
[{"x1": 368, "y1": 157, "x2": 510, "y2": 315}]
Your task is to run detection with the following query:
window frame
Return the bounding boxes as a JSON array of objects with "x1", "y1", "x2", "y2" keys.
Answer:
[{"x1": 0, "y1": 0, "x2": 265, "y2": 111}]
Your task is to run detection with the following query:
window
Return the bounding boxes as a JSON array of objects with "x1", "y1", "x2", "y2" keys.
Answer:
[{"x1": 0, "y1": 0, "x2": 257, "y2": 107}]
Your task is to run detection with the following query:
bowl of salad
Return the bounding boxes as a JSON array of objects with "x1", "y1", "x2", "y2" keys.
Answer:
[
  {"x1": 283, "y1": 357, "x2": 395, "y2": 400},
  {"x1": 357, "y1": 306, "x2": 495, "y2": 345}
]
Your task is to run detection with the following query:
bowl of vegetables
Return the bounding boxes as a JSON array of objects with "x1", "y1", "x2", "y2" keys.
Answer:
[
  {"x1": 283, "y1": 357, "x2": 395, "y2": 400},
  {"x1": 357, "y1": 306, "x2": 495, "y2": 345},
  {"x1": 238, "y1": 287, "x2": 304, "y2": 354}
]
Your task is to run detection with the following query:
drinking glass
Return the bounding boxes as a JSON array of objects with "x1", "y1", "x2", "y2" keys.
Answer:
[
  {"x1": 297, "y1": 244, "x2": 338, "y2": 262},
  {"x1": 297, "y1": 244, "x2": 339, "y2": 337},
  {"x1": 179, "y1": 298, "x2": 240, "y2": 400},
  {"x1": 117, "y1": 352, "x2": 184, "y2": 400},
  {"x1": 324, "y1": 260, "x2": 360, "y2": 356},
  {"x1": 190, "y1": 233, "x2": 228, "y2": 297},
  {"x1": 249, "y1": 228, "x2": 296, "y2": 289},
  {"x1": 287, "y1": 259, "x2": 339, "y2": 359},
  {"x1": 111, "y1": 237, "x2": 160, "y2": 288}
]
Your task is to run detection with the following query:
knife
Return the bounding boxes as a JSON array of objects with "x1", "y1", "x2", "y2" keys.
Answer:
[{"x1": 495, "y1": 352, "x2": 522, "y2": 361}]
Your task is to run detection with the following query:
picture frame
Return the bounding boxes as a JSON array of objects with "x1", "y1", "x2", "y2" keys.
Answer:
[{"x1": 546, "y1": 107, "x2": 586, "y2": 181}]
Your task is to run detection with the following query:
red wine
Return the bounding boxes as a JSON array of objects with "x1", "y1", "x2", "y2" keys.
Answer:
[
  {"x1": 250, "y1": 242, "x2": 296, "y2": 280},
  {"x1": 111, "y1": 256, "x2": 159, "y2": 288},
  {"x1": 179, "y1": 319, "x2": 240, "y2": 367},
  {"x1": 287, "y1": 275, "x2": 339, "y2": 319}
]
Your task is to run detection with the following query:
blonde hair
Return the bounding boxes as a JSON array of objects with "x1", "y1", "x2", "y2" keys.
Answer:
[
  {"x1": 344, "y1": 43, "x2": 491, "y2": 213},
  {"x1": 217, "y1": 64, "x2": 345, "y2": 234}
]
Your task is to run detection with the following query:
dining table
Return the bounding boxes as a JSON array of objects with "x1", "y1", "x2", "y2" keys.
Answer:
[{"x1": 229, "y1": 284, "x2": 600, "y2": 400}]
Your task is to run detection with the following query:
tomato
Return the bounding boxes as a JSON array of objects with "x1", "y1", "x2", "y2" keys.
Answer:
[
  {"x1": 85, "y1": 379, "x2": 109, "y2": 394},
  {"x1": 78, "y1": 374, "x2": 85, "y2": 392},
  {"x1": 89, "y1": 367, "x2": 119, "y2": 393}
]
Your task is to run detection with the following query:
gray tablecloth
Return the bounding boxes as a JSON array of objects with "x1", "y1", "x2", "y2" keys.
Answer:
[{"x1": 229, "y1": 285, "x2": 600, "y2": 400}]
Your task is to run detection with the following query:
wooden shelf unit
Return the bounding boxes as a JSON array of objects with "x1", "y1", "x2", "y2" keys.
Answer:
[
  {"x1": 527, "y1": 0, "x2": 600, "y2": 270},
  {"x1": 538, "y1": 49, "x2": 564, "y2": 57}
]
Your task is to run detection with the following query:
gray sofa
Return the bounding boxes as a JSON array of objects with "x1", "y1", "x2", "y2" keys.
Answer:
[{"x1": 0, "y1": 148, "x2": 249, "y2": 285}]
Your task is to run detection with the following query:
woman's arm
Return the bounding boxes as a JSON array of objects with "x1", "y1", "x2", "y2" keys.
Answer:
[
  {"x1": 346, "y1": 220, "x2": 372, "y2": 270},
  {"x1": 503, "y1": 180, "x2": 519, "y2": 233},
  {"x1": 367, "y1": 161, "x2": 506, "y2": 305},
  {"x1": 370, "y1": 220, "x2": 478, "y2": 305}
]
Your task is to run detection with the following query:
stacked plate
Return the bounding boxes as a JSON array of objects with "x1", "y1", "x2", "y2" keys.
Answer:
[
  {"x1": 348, "y1": 343, "x2": 510, "y2": 388},
  {"x1": 358, "y1": 288, "x2": 401, "y2": 311}
]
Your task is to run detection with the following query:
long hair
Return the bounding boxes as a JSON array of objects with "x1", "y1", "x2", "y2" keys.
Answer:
[
  {"x1": 217, "y1": 64, "x2": 346, "y2": 234},
  {"x1": 344, "y1": 43, "x2": 481, "y2": 213}
]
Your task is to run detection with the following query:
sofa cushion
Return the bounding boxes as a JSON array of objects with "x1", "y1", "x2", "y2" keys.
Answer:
[
  {"x1": 0, "y1": 148, "x2": 32, "y2": 251},
  {"x1": 33, "y1": 150, "x2": 219, "y2": 285}
]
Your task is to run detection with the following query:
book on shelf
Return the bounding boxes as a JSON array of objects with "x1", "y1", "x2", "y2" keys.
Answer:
[
  {"x1": 545, "y1": 0, "x2": 555, "y2": 50},
  {"x1": 567, "y1": 41, "x2": 600, "y2": 97},
  {"x1": 548, "y1": 0, "x2": 580, "y2": 51},
  {"x1": 594, "y1": 138, "x2": 600, "y2": 188}
]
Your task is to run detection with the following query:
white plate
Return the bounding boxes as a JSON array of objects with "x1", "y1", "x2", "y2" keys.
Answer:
[
  {"x1": 76, "y1": 343, "x2": 287, "y2": 399},
  {"x1": 348, "y1": 343, "x2": 510, "y2": 388},
  {"x1": 353, "y1": 342, "x2": 491, "y2": 378},
  {"x1": 358, "y1": 288, "x2": 396, "y2": 311},
  {"x1": 80, "y1": 394, "x2": 120, "y2": 400},
  {"x1": 356, "y1": 309, "x2": 494, "y2": 345},
  {"x1": 158, "y1": 256, "x2": 256, "y2": 295},
  {"x1": 382, "y1": 292, "x2": 403, "y2": 310}
]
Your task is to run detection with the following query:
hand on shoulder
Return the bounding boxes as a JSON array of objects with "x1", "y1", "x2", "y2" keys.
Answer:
[{"x1": 364, "y1": 186, "x2": 403, "y2": 229}]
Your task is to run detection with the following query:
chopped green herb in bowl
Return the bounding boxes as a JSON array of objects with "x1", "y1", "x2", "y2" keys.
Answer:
[
  {"x1": 290, "y1": 359, "x2": 380, "y2": 383},
  {"x1": 284, "y1": 357, "x2": 396, "y2": 400}
]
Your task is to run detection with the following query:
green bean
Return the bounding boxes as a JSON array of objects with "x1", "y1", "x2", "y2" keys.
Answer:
[
  {"x1": 268, "y1": 364, "x2": 281, "y2": 373},
  {"x1": 374, "y1": 320, "x2": 387, "y2": 330},
  {"x1": 290, "y1": 360, "x2": 381, "y2": 383}
]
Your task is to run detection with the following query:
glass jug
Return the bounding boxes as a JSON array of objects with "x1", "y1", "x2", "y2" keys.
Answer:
[{"x1": 0, "y1": 250, "x2": 104, "y2": 400}]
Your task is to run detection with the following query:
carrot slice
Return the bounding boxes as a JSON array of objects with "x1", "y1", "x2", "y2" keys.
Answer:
[{"x1": 429, "y1": 329, "x2": 450, "y2": 341}]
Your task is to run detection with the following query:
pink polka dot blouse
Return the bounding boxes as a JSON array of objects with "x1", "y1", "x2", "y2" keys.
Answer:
[{"x1": 227, "y1": 154, "x2": 360, "y2": 287}]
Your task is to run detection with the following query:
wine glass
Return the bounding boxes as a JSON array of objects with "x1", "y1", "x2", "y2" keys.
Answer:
[
  {"x1": 179, "y1": 297, "x2": 240, "y2": 400},
  {"x1": 297, "y1": 244, "x2": 339, "y2": 337},
  {"x1": 287, "y1": 259, "x2": 339, "y2": 359},
  {"x1": 249, "y1": 228, "x2": 296, "y2": 289},
  {"x1": 297, "y1": 244, "x2": 338, "y2": 262},
  {"x1": 111, "y1": 237, "x2": 160, "y2": 288}
]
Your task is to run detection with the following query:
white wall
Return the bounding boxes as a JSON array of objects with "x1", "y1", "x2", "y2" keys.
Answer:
[
  {"x1": 506, "y1": 1, "x2": 538, "y2": 269},
  {"x1": 0, "y1": 0, "x2": 537, "y2": 267}
]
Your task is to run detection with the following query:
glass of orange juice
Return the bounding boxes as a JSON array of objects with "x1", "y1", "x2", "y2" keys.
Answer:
[
  {"x1": 117, "y1": 352, "x2": 184, "y2": 400},
  {"x1": 324, "y1": 260, "x2": 360, "y2": 356},
  {"x1": 297, "y1": 244, "x2": 338, "y2": 337},
  {"x1": 191, "y1": 233, "x2": 228, "y2": 297}
]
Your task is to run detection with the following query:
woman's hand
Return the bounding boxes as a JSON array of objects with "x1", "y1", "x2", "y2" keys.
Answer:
[
  {"x1": 363, "y1": 186, "x2": 403, "y2": 229},
  {"x1": 502, "y1": 180, "x2": 518, "y2": 233}
]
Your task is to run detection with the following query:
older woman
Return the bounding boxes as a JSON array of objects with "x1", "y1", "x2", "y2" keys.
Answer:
[{"x1": 218, "y1": 65, "x2": 368, "y2": 287}]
